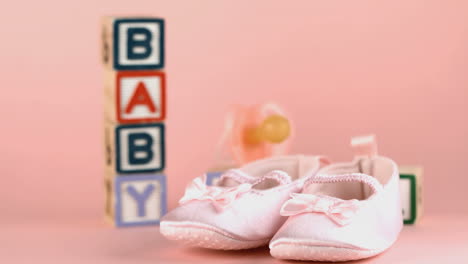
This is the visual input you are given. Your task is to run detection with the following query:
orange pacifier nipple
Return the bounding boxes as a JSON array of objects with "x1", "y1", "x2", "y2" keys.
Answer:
[{"x1": 244, "y1": 115, "x2": 291, "y2": 145}]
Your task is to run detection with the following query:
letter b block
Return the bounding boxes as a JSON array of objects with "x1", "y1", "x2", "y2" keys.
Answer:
[
  {"x1": 105, "y1": 122, "x2": 165, "y2": 174},
  {"x1": 102, "y1": 17, "x2": 164, "y2": 70},
  {"x1": 117, "y1": 123, "x2": 165, "y2": 173}
]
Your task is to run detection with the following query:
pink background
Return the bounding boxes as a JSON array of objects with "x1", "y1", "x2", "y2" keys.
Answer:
[{"x1": 1, "y1": 0, "x2": 467, "y2": 263}]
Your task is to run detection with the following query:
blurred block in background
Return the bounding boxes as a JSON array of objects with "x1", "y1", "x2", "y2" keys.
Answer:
[
  {"x1": 399, "y1": 166, "x2": 423, "y2": 225},
  {"x1": 206, "y1": 171, "x2": 224, "y2": 186}
]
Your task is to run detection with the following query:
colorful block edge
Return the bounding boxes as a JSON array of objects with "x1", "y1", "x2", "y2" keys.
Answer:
[{"x1": 400, "y1": 174, "x2": 417, "y2": 225}]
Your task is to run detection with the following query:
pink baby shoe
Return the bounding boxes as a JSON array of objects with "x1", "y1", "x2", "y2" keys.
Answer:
[
  {"x1": 160, "y1": 155, "x2": 330, "y2": 250},
  {"x1": 270, "y1": 135, "x2": 402, "y2": 261}
]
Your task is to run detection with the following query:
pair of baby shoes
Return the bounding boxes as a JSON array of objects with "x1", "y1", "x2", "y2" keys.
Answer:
[{"x1": 160, "y1": 136, "x2": 402, "y2": 261}]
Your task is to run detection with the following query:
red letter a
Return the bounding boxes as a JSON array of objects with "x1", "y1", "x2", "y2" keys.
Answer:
[{"x1": 125, "y1": 82, "x2": 157, "y2": 114}]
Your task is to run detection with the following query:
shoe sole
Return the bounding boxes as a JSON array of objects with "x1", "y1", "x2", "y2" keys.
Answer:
[
  {"x1": 270, "y1": 242, "x2": 385, "y2": 262},
  {"x1": 160, "y1": 221, "x2": 270, "y2": 250}
]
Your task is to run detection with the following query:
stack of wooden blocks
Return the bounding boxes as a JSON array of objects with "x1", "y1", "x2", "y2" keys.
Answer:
[{"x1": 102, "y1": 16, "x2": 167, "y2": 227}]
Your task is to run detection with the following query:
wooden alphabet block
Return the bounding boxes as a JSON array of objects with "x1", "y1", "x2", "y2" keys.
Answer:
[
  {"x1": 104, "y1": 122, "x2": 165, "y2": 174},
  {"x1": 105, "y1": 174, "x2": 167, "y2": 227},
  {"x1": 104, "y1": 70, "x2": 166, "y2": 123},
  {"x1": 206, "y1": 171, "x2": 224, "y2": 185},
  {"x1": 399, "y1": 166, "x2": 423, "y2": 225},
  {"x1": 102, "y1": 17, "x2": 164, "y2": 70}
]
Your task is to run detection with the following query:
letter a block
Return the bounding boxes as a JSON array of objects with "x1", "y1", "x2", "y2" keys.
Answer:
[
  {"x1": 104, "y1": 71, "x2": 166, "y2": 123},
  {"x1": 102, "y1": 17, "x2": 164, "y2": 70},
  {"x1": 109, "y1": 174, "x2": 167, "y2": 227},
  {"x1": 104, "y1": 122, "x2": 165, "y2": 174},
  {"x1": 399, "y1": 166, "x2": 423, "y2": 225}
]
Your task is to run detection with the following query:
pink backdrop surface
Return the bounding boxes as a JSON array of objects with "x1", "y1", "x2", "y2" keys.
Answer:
[{"x1": 0, "y1": 0, "x2": 467, "y2": 263}]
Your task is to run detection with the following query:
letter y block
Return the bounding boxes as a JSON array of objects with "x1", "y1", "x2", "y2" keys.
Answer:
[{"x1": 107, "y1": 174, "x2": 167, "y2": 227}]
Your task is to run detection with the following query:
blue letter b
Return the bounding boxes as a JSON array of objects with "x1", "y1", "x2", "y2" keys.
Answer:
[
  {"x1": 127, "y1": 28, "x2": 152, "y2": 60},
  {"x1": 128, "y1": 133, "x2": 153, "y2": 165}
]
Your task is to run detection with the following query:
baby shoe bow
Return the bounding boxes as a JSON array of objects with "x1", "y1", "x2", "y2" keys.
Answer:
[
  {"x1": 280, "y1": 193, "x2": 361, "y2": 226},
  {"x1": 179, "y1": 175, "x2": 252, "y2": 212}
]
